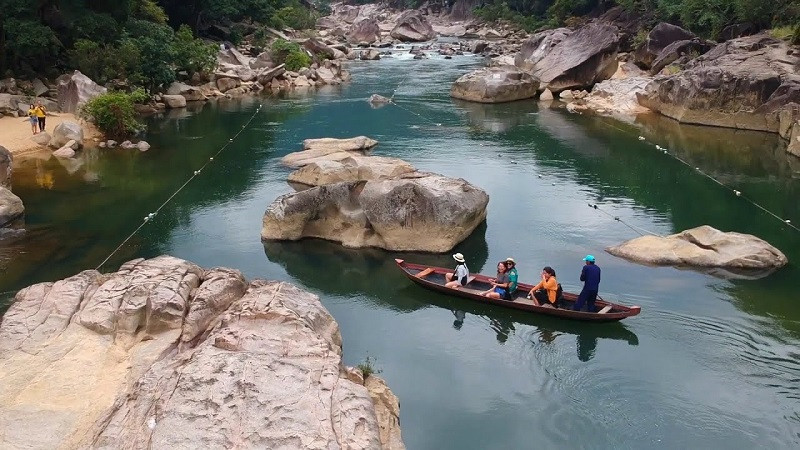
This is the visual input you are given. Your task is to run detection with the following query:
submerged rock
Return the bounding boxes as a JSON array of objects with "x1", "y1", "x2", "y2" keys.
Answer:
[
  {"x1": 368, "y1": 94, "x2": 391, "y2": 106},
  {"x1": 606, "y1": 225, "x2": 788, "y2": 275},
  {"x1": 0, "y1": 255, "x2": 405, "y2": 449},
  {"x1": 262, "y1": 172, "x2": 489, "y2": 252},
  {"x1": 451, "y1": 66, "x2": 540, "y2": 103},
  {"x1": 0, "y1": 186, "x2": 24, "y2": 226}
]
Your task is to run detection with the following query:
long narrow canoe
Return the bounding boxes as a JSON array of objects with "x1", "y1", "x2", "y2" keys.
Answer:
[{"x1": 396, "y1": 259, "x2": 641, "y2": 322}]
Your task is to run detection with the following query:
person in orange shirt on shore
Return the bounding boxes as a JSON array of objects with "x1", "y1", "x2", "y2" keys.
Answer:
[{"x1": 527, "y1": 266, "x2": 559, "y2": 307}]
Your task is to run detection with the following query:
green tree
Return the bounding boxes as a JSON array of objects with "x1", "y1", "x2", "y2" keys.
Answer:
[{"x1": 81, "y1": 91, "x2": 145, "y2": 139}]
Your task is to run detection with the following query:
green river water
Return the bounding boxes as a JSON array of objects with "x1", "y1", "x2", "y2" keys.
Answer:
[{"x1": 2, "y1": 52, "x2": 800, "y2": 448}]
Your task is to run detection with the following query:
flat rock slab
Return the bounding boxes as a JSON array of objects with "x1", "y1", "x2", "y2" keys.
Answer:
[
  {"x1": 451, "y1": 66, "x2": 540, "y2": 103},
  {"x1": 288, "y1": 155, "x2": 415, "y2": 186},
  {"x1": 606, "y1": 225, "x2": 788, "y2": 276},
  {"x1": 282, "y1": 136, "x2": 378, "y2": 167},
  {"x1": 0, "y1": 255, "x2": 404, "y2": 450},
  {"x1": 262, "y1": 172, "x2": 489, "y2": 252}
]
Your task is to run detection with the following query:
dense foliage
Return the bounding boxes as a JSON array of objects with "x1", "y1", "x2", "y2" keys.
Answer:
[
  {"x1": 0, "y1": 0, "x2": 320, "y2": 88},
  {"x1": 271, "y1": 39, "x2": 311, "y2": 71},
  {"x1": 81, "y1": 90, "x2": 148, "y2": 139},
  {"x1": 474, "y1": 0, "x2": 800, "y2": 38}
]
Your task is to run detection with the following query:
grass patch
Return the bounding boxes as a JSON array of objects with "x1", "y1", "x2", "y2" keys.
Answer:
[
  {"x1": 770, "y1": 25, "x2": 796, "y2": 40},
  {"x1": 357, "y1": 356, "x2": 382, "y2": 379}
]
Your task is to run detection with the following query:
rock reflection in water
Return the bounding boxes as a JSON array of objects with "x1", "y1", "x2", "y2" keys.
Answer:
[
  {"x1": 262, "y1": 221, "x2": 489, "y2": 310},
  {"x1": 452, "y1": 98, "x2": 539, "y2": 134}
]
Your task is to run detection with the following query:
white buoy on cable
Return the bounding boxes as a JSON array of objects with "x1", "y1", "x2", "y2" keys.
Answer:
[
  {"x1": 734, "y1": 190, "x2": 741, "y2": 196},
  {"x1": 638, "y1": 136, "x2": 645, "y2": 141},
  {"x1": 787, "y1": 220, "x2": 792, "y2": 224},
  {"x1": 194, "y1": 170, "x2": 200, "y2": 175},
  {"x1": 209, "y1": 157, "x2": 214, "y2": 161}
]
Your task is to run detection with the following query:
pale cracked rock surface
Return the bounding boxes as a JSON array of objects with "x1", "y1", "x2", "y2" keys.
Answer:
[
  {"x1": 0, "y1": 255, "x2": 404, "y2": 450},
  {"x1": 282, "y1": 136, "x2": 379, "y2": 168},
  {"x1": 451, "y1": 66, "x2": 540, "y2": 103},
  {"x1": 606, "y1": 225, "x2": 788, "y2": 275},
  {"x1": 288, "y1": 155, "x2": 416, "y2": 186},
  {"x1": 262, "y1": 172, "x2": 489, "y2": 252}
]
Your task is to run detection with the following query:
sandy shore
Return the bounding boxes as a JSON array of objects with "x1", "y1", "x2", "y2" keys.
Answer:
[{"x1": 0, "y1": 113, "x2": 102, "y2": 158}]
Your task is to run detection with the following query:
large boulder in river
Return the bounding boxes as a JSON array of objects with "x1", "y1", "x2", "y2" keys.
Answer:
[
  {"x1": 0, "y1": 145, "x2": 11, "y2": 188},
  {"x1": 637, "y1": 34, "x2": 800, "y2": 134},
  {"x1": 451, "y1": 66, "x2": 540, "y2": 103},
  {"x1": 262, "y1": 172, "x2": 489, "y2": 252},
  {"x1": 649, "y1": 38, "x2": 715, "y2": 75},
  {"x1": 288, "y1": 155, "x2": 416, "y2": 186},
  {"x1": 56, "y1": 70, "x2": 107, "y2": 114},
  {"x1": 0, "y1": 186, "x2": 24, "y2": 226},
  {"x1": 0, "y1": 255, "x2": 405, "y2": 449},
  {"x1": 606, "y1": 225, "x2": 788, "y2": 273},
  {"x1": 282, "y1": 136, "x2": 379, "y2": 168},
  {"x1": 347, "y1": 17, "x2": 381, "y2": 44},
  {"x1": 390, "y1": 10, "x2": 436, "y2": 42},
  {"x1": 633, "y1": 23, "x2": 697, "y2": 69},
  {"x1": 514, "y1": 28, "x2": 573, "y2": 73},
  {"x1": 515, "y1": 23, "x2": 619, "y2": 93},
  {"x1": 48, "y1": 121, "x2": 84, "y2": 149}
]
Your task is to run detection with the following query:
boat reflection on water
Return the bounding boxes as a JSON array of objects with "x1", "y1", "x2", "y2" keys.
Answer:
[{"x1": 446, "y1": 297, "x2": 638, "y2": 362}]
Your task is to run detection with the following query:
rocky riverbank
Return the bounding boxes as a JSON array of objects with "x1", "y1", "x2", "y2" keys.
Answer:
[{"x1": 0, "y1": 255, "x2": 405, "y2": 449}]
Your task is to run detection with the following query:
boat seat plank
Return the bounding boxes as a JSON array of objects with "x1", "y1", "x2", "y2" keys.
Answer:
[
  {"x1": 465, "y1": 275, "x2": 476, "y2": 285},
  {"x1": 598, "y1": 305, "x2": 613, "y2": 314},
  {"x1": 415, "y1": 268, "x2": 435, "y2": 279}
]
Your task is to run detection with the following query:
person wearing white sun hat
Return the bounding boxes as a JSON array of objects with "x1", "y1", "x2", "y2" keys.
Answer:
[{"x1": 445, "y1": 253, "x2": 470, "y2": 288}]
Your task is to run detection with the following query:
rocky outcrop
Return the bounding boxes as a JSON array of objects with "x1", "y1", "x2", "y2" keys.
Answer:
[
  {"x1": 515, "y1": 23, "x2": 619, "y2": 93},
  {"x1": 262, "y1": 172, "x2": 489, "y2": 252},
  {"x1": 649, "y1": 38, "x2": 714, "y2": 75},
  {"x1": 289, "y1": 155, "x2": 416, "y2": 186},
  {"x1": 282, "y1": 136, "x2": 379, "y2": 168},
  {"x1": 166, "y1": 81, "x2": 207, "y2": 102},
  {"x1": 451, "y1": 66, "x2": 540, "y2": 103},
  {"x1": 0, "y1": 145, "x2": 11, "y2": 188},
  {"x1": 0, "y1": 256, "x2": 405, "y2": 449},
  {"x1": 633, "y1": 23, "x2": 697, "y2": 69},
  {"x1": 606, "y1": 225, "x2": 788, "y2": 273},
  {"x1": 0, "y1": 186, "x2": 24, "y2": 226},
  {"x1": 48, "y1": 121, "x2": 84, "y2": 149},
  {"x1": 637, "y1": 34, "x2": 800, "y2": 136},
  {"x1": 348, "y1": 17, "x2": 381, "y2": 44},
  {"x1": 390, "y1": 10, "x2": 436, "y2": 42},
  {"x1": 162, "y1": 94, "x2": 187, "y2": 108},
  {"x1": 56, "y1": 71, "x2": 107, "y2": 114},
  {"x1": 566, "y1": 77, "x2": 652, "y2": 117}
]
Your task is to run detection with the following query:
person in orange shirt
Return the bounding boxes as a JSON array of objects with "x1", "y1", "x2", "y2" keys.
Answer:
[{"x1": 527, "y1": 266, "x2": 558, "y2": 307}]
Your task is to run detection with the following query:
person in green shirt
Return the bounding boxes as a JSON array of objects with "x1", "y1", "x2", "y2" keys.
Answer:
[{"x1": 505, "y1": 257, "x2": 518, "y2": 300}]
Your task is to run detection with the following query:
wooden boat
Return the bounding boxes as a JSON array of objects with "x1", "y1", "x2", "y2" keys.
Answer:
[{"x1": 396, "y1": 259, "x2": 641, "y2": 322}]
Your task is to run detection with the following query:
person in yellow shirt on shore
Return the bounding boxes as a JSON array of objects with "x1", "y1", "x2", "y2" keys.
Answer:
[
  {"x1": 34, "y1": 101, "x2": 47, "y2": 132},
  {"x1": 27, "y1": 104, "x2": 39, "y2": 135},
  {"x1": 527, "y1": 266, "x2": 559, "y2": 307}
]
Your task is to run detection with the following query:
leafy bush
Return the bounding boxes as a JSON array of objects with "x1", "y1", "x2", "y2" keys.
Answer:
[
  {"x1": 81, "y1": 91, "x2": 144, "y2": 139},
  {"x1": 270, "y1": 1, "x2": 319, "y2": 30},
  {"x1": 173, "y1": 25, "x2": 218, "y2": 76},
  {"x1": 271, "y1": 39, "x2": 311, "y2": 71},
  {"x1": 284, "y1": 51, "x2": 311, "y2": 71}
]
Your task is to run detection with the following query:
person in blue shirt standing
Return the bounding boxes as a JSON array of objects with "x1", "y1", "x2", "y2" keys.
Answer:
[{"x1": 573, "y1": 255, "x2": 601, "y2": 312}]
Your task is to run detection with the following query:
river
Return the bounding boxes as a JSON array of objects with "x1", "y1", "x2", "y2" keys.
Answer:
[{"x1": 2, "y1": 51, "x2": 800, "y2": 448}]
